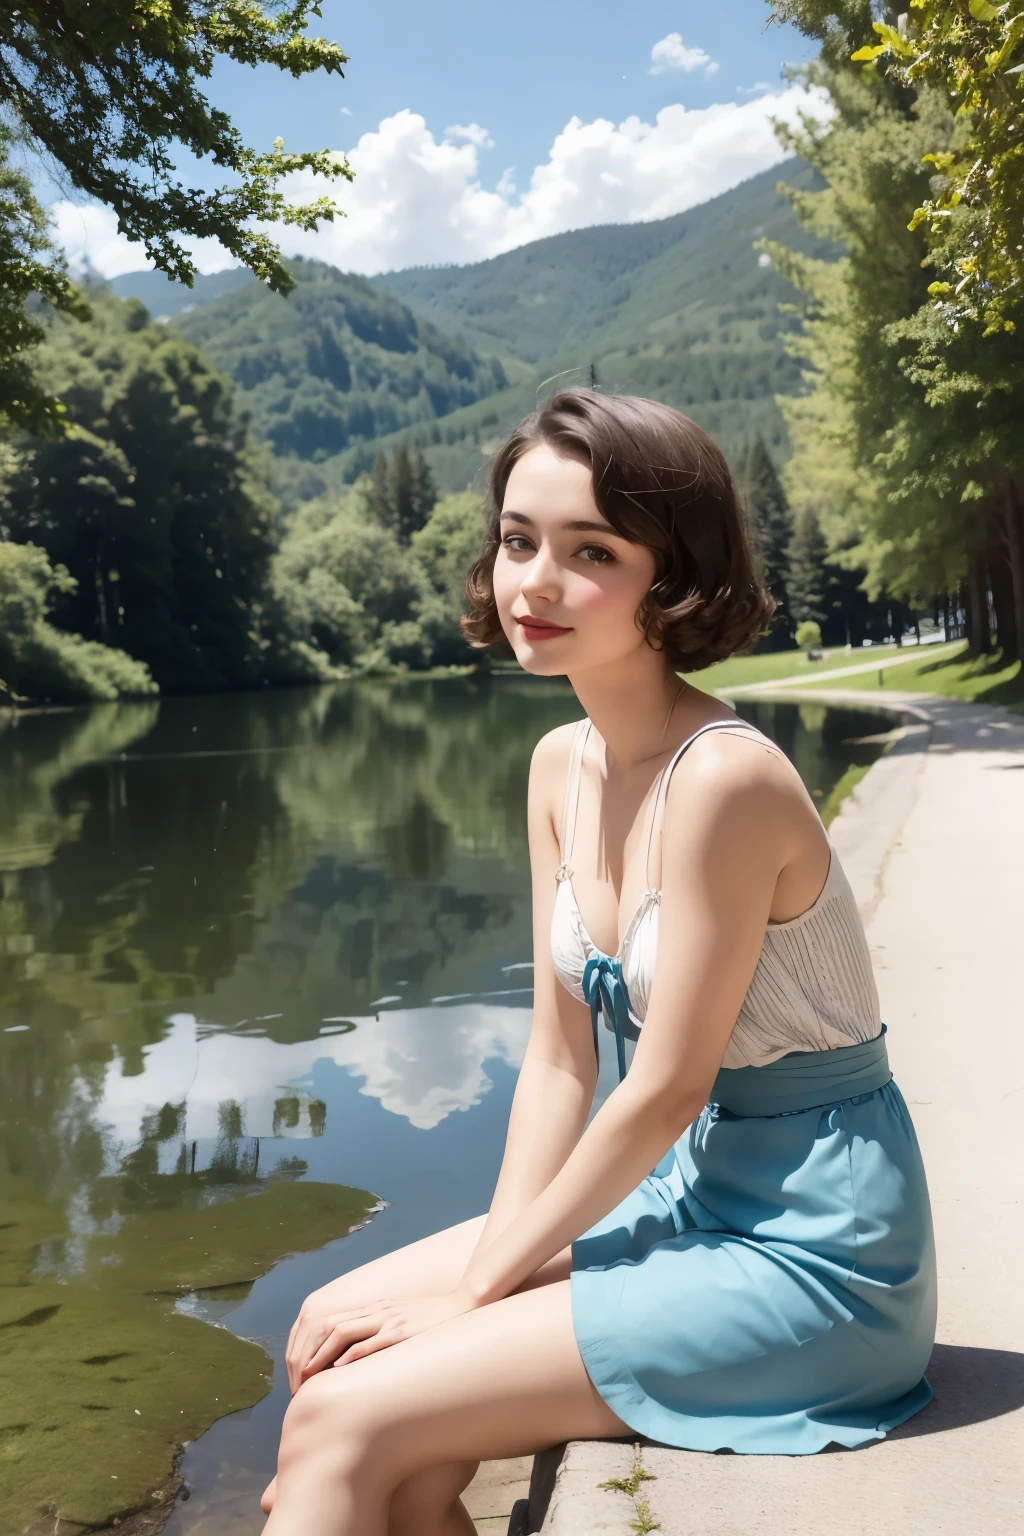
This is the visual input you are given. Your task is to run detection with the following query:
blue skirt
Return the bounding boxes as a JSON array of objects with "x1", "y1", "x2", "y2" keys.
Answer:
[{"x1": 571, "y1": 1040, "x2": 937, "y2": 1455}]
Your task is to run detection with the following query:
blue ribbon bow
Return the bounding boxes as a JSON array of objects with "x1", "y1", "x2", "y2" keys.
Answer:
[{"x1": 582, "y1": 953, "x2": 640, "y2": 1083}]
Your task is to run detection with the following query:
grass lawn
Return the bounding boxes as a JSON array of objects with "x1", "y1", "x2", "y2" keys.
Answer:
[
  {"x1": 800, "y1": 642, "x2": 1023, "y2": 713},
  {"x1": 697, "y1": 645, "x2": 849, "y2": 692}
]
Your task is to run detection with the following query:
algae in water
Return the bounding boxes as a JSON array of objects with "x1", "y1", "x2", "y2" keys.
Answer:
[{"x1": 0, "y1": 1178, "x2": 379, "y2": 1532}]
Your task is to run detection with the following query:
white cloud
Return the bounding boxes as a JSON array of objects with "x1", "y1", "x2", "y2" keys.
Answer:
[
  {"x1": 649, "y1": 31, "x2": 716, "y2": 76},
  {"x1": 443, "y1": 122, "x2": 495, "y2": 150},
  {"x1": 51, "y1": 86, "x2": 829, "y2": 280}
]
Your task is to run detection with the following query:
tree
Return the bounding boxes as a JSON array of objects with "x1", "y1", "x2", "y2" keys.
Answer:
[
  {"x1": 849, "y1": 0, "x2": 1024, "y2": 335},
  {"x1": 0, "y1": 3, "x2": 351, "y2": 295},
  {"x1": 0, "y1": 124, "x2": 87, "y2": 432},
  {"x1": 767, "y1": 2, "x2": 1024, "y2": 662},
  {"x1": 743, "y1": 435, "x2": 794, "y2": 646},
  {"x1": 0, "y1": 4, "x2": 352, "y2": 432},
  {"x1": 0, "y1": 292, "x2": 317, "y2": 691},
  {"x1": 787, "y1": 505, "x2": 830, "y2": 627},
  {"x1": 0, "y1": 539, "x2": 156, "y2": 704},
  {"x1": 365, "y1": 446, "x2": 439, "y2": 545},
  {"x1": 410, "y1": 491, "x2": 487, "y2": 665}
]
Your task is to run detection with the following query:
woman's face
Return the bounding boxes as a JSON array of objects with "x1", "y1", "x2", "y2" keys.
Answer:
[{"x1": 492, "y1": 443, "x2": 659, "y2": 677}]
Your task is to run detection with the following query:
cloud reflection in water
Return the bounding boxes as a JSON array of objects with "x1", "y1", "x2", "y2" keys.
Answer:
[{"x1": 94, "y1": 998, "x2": 533, "y2": 1141}]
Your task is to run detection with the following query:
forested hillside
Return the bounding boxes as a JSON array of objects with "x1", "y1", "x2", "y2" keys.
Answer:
[
  {"x1": 2, "y1": 159, "x2": 851, "y2": 704},
  {"x1": 373, "y1": 159, "x2": 825, "y2": 368},
  {"x1": 166, "y1": 161, "x2": 831, "y2": 498},
  {"x1": 172, "y1": 259, "x2": 507, "y2": 464},
  {"x1": 347, "y1": 159, "x2": 832, "y2": 489}
]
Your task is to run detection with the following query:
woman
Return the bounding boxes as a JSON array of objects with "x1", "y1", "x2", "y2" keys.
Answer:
[{"x1": 262, "y1": 391, "x2": 936, "y2": 1535}]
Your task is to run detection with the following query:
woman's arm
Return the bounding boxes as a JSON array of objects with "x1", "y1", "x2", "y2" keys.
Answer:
[
  {"x1": 457, "y1": 734, "x2": 803, "y2": 1306},
  {"x1": 469, "y1": 726, "x2": 599, "y2": 1259},
  {"x1": 294, "y1": 733, "x2": 810, "y2": 1372}
]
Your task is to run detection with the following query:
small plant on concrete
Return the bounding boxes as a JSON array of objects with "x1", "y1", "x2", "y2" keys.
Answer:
[{"x1": 599, "y1": 1446, "x2": 660, "y2": 1534}]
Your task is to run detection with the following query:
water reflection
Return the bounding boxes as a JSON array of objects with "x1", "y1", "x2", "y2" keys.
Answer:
[{"x1": 0, "y1": 678, "x2": 888, "y2": 1532}]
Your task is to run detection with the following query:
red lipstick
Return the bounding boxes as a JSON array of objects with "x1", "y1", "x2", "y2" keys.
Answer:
[{"x1": 516, "y1": 614, "x2": 573, "y2": 641}]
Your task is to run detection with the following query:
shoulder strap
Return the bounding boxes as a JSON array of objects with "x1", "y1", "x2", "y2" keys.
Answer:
[
  {"x1": 644, "y1": 720, "x2": 764, "y2": 887},
  {"x1": 557, "y1": 719, "x2": 592, "y2": 874}
]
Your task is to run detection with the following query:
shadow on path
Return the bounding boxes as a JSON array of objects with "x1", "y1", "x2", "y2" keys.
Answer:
[{"x1": 890, "y1": 1344, "x2": 1024, "y2": 1439}]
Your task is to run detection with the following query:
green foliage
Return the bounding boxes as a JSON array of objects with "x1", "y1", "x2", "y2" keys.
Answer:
[
  {"x1": 0, "y1": 2, "x2": 352, "y2": 296},
  {"x1": 366, "y1": 444, "x2": 439, "y2": 544},
  {"x1": 772, "y1": 2, "x2": 1024, "y2": 660},
  {"x1": 275, "y1": 482, "x2": 486, "y2": 671},
  {"x1": 0, "y1": 124, "x2": 88, "y2": 433},
  {"x1": 410, "y1": 490, "x2": 488, "y2": 664},
  {"x1": 795, "y1": 618, "x2": 824, "y2": 651},
  {"x1": 173, "y1": 258, "x2": 508, "y2": 464},
  {"x1": 788, "y1": 506, "x2": 830, "y2": 626},
  {"x1": 854, "y1": 0, "x2": 1024, "y2": 334},
  {"x1": 600, "y1": 1449, "x2": 660, "y2": 1535},
  {"x1": 0, "y1": 292, "x2": 322, "y2": 693},
  {"x1": 743, "y1": 435, "x2": 794, "y2": 645},
  {"x1": 0, "y1": 539, "x2": 156, "y2": 704}
]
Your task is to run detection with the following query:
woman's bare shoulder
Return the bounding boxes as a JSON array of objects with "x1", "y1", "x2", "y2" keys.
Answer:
[
  {"x1": 663, "y1": 725, "x2": 816, "y2": 846},
  {"x1": 530, "y1": 719, "x2": 583, "y2": 773},
  {"x1": 527, "y1": 721, "x2": 583, "y2": 826}
]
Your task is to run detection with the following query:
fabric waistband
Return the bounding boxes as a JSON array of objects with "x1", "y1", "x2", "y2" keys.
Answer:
[{"x1": 709, "y1": 1028, "x2": 891, "y2": 1117}]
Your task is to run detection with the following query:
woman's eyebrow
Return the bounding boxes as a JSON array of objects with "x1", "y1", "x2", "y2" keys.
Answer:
[{"x1": 500, "y1": 510, "x2": 619, "y2": 535}]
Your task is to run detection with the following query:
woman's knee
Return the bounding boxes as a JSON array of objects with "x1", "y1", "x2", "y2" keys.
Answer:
[{"x1": 280, "y1": 1366, "x2": 415, "y2": 1490}]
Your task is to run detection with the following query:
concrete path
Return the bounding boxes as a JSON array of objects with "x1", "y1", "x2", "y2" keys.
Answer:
[{"x1": 505, "y1": 688, "x2": 1024, "y2": 1536}]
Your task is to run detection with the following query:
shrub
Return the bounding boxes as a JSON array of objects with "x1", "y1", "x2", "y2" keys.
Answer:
[{"x1": 795, "y1": 619, "x2": 823, "y2": 655}]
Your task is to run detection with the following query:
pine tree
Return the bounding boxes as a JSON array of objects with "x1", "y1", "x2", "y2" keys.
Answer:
[
  {"x1": 366, "y1": 454, "x2": 393, "y2": 528},
  {"x1": 743, "y1": 435, "x2": 793, "y2": 647},
  {"x1": 367, "y1": 447, "x2": 439, "y2": 545},
  {"x1": 787, "y1": 506, "x2": 829, "y2": 628}
]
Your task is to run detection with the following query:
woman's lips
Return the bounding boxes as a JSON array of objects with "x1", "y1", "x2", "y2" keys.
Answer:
[{"x1": 516, "y1": 616, "x2": 572, "y2": 641}]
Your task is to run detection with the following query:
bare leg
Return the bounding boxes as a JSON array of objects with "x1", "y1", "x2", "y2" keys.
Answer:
[
  {"x1": 261, "y1": 1217, "x2": 573, "y2": 1522},
  {"x1": 387, "y1": 1461, "x2": 478, "y2": 1536},
  {"x1": 263, "y1": 1280, "x2": 628, "y2": 1535},
  {"x1": 297, "y1": 1214, "x2": 571, "y2": 1314}
]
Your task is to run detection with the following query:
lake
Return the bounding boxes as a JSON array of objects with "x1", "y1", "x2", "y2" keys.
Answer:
[{"x1": 0, "y1": 678, "x2": 889, "y2": 1534}]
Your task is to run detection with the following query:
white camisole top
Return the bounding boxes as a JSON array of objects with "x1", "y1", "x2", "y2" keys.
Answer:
[{"x1": 550, "y1": 718, "x2": 882, "y2": 1069}]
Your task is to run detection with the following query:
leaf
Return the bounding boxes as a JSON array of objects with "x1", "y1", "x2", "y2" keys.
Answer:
[
  {"x1": 968, "y1": 0, "x2": 1003, "y2": 20},
  {"x1": 852, "y1": 44, "x2": 888, "y2": 61}
]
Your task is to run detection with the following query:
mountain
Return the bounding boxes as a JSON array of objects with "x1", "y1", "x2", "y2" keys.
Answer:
[
  {"x1": 151, "y1": 159, "x2": 833, "y2": 499},
  {"x1": 371, "y1": 159, "x2": 824, "y2": 371},
  {"x1": 108, "y1": 266, "x2": 254, "y2": 319},
  {"x1": 351, "y1": 158, "x2": 833, "y2": 489},
  {"x1": 171, "y1": 258, "x2": 507, "y2": 462}
]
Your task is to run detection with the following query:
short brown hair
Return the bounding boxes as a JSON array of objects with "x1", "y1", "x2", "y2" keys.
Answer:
[{"x1": 461, "y1": 388, "x2": 774, "y2": 672}]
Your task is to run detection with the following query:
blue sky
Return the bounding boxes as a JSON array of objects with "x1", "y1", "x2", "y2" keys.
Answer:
[
  {"x1": 209, "y1": 2, "x2": 816, "y2": 197},
  {"x1": 52, "y1": 2, "x2": 823, "y2": 278}
]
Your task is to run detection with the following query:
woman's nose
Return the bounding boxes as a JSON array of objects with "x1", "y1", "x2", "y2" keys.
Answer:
[{"x1": 519, "y1": 544, "x2": 562, "y2": 601}]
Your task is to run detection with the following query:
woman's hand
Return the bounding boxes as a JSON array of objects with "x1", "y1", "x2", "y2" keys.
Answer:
[{"x1": 286, "y1": 1288, "x2": 478, "y2": 1390}]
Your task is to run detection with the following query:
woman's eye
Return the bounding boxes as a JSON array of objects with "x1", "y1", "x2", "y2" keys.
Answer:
[
  {"x1": 501, "y1": 535, "x2": 532, "y2": 552},
  {"x1": 579, "y1": 545, "x2": 614, "y2": 564}
]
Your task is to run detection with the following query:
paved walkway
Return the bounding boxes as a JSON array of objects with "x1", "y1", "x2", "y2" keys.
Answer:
[{"x1": 492, "y1": 688, "x2": 1024, "y2": 1536}]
